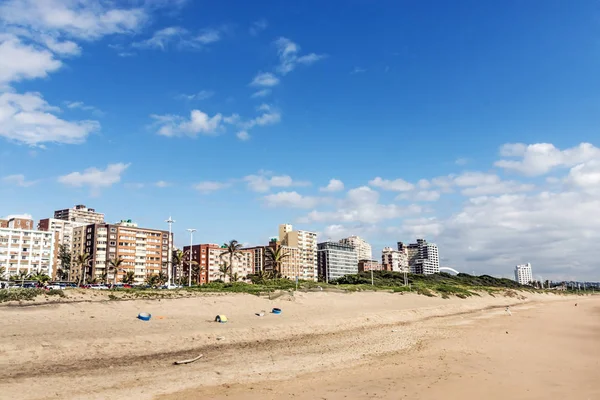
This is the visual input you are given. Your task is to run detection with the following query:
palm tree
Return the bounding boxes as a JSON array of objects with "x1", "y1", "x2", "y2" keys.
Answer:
[
  {"x1": 172, "y1": 249, "x2": 184, "y2": 286},
  {"x1": 0, "y1": 266, "x2": 6, "y2": 280},
  {"x1": 157, "y1": 271, "x2": 167, "y2": 286},
  {"x1": 218, "y1": 262, "x2": 231, "y2": 282},
  {"x1": 230, "y1": 272, "x2": 241, "y2": 282},
  {"x1": 75, "y1": 253, "x2": 91, "y2": 286},
  {"x1": 145, "y1": 274, "x2": 158, "y2": 287},
  {"x1": 220, "y1": 240, "x2": 243, "y2": 282},
  {"x1": 28, "y1": 270, "x2": 51, "y2": 286},
  {"x1": 108, "y1": 257, "x2": 124, "y2": 285},
  {"x1": 123, "y1": 271, "x2": 136, "y2": 285},
  {"x1": 265, "y1": 246, "x2": 289, "y2": 278},
  {"x1": 17, "y1": 270, "x2": 28, "y2": 286}
]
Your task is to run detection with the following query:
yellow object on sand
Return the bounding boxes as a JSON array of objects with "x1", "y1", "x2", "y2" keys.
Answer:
[{"x1": 215, "y1": 315, "x2": 228, "y2": 323}]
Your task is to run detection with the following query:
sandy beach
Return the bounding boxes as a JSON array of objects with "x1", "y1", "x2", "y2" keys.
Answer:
[{"x1": 0, "y1": 290, "x2": 596, "y2": 399}]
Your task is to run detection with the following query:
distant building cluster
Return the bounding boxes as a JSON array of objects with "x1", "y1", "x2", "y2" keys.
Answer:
[{"x1": 1, "y1": 205, "x2": 443, "y2": 285}]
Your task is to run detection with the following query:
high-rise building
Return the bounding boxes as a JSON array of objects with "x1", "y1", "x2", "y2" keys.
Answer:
[
  {"x1": 72, "y1": 220, "x2": 171, "y2": 284},
  {"x1": 243, "y1": 245, "x2": 266, "y2": 274},
  {"x1": 0, "y1": 226, "x2": 55, "y2": 278},
  {"x1": 399, "y1": 239, "x2": 439, "y2": 275},
  {"x1": 184, "y1": 243, "x2": 254, "y2": 283},
  {"x1": 317, "y1": 241, "x2": 358, "y2": 282},
  {"x1": 0, "y1": 215, "x2": 34, "y2": 230},
  {"x1": 54, "y1": 204, "x2": 104, "y2": 224},
  {"x1": 381, "y1": 247, "x2": 409, "y2": 272},
  {"x1": 38, "y1": 218, "x2": 86, "y2": 277},
  {"x1": 514, "y1": 263, "x2": 533, "y2": 285},
  {"x1": 278, "y1": 224, "x2": 317, "y2": 281},
  {"x1": 339, "y1": 236, "x2": 372, "y2": 261}
]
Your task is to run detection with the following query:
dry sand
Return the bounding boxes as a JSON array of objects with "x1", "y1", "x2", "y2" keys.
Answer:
[{"x1": 0, "y1": 290, "x2": 595, "y2": 399}]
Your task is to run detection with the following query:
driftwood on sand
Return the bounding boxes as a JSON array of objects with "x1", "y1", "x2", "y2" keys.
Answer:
[{"x1": 173, "y1": 354, "x2": 203, "y2": 365}]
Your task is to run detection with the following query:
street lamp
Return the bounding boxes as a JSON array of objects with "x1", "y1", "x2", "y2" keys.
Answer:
[
  {"x1": 165, "y1": 216, "x2": 175, "y2": 285},
  {"x1": 186, "y1": 228, "x2": 196, "y2": 287}
]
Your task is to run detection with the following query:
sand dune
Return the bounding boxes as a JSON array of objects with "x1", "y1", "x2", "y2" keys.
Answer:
[{"x1": 0, "y1": 290, "x2": 586, "y2": 399}]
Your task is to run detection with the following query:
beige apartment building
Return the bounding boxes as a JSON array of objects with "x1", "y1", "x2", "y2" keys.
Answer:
[
  {"x1": 184, "y1": 243, "x2": 254, "y2": 283},
  {"x1": 278, "y1": 224, "x2": 317, "y2": 281},
  {"x1": 0, "y1": 221, "x2": 55, "y2": 278},
  {"x1": 54, "y1": 204, "x2": 104, "y2": 224},
  {"x1": 381, "y1": 247, "x2": 409, "y2": 272},
  {"x1": 72, "y1": 220, "x2": 171, "y2": 284},
  {"x1": 339, "y1": 235, "x2": 373, "y2": 261}
]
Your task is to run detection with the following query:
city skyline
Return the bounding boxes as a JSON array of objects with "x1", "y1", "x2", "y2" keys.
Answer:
[{"x1": 1, "y1": 1, "x2": 600, "y2": 281}]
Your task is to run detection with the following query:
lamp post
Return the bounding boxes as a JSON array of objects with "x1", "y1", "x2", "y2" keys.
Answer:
[
  {"x1": 186, "y1": 228, "x2": 196, "y2": 287},
  {"x1": 165, "y1": 216, "x2": 175, "y2": 285}
]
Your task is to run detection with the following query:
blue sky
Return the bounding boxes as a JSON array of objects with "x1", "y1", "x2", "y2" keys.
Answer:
[{"x1": 2, "y1": 0, "x2": 600, "y2": 280}]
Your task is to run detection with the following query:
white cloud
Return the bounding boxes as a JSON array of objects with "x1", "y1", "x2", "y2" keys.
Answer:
[
  {"x1": 65, "y1": 100, "x2": 103, "y2": 116},
  {"x1": 151, "y1": 109, "x2": 223, "y2": 137},
  {"x1": 350, "y1": 67, "x2": 366, "y2": 74},
  {"x1": 423, "y1": 190, "x2": 600, "y2": 280},
  {"x1": 460, "y1": 181, "x2": 534, "y2": 197},
  {"x1": 417, "y1": 179, "x2": 431, "y2": 189},
  {"x1": 369, "y1": 177, "x2": 414, "y2": 192},
  {"x1": 240, "y1": 108, "x2": 281, "y2": 130},
  {"x1": 303, "y1": 186, "x2": 422, "y2": 224},
  {"x1": 2, "y1": 174, "x2": 37, "y2": 187},
  {"x1": 244, "y1": 172, "x2": 310, "y2": 192},
  {"x1": 155, "y1": 180, "x2": 171, "y2": 188},
  {"x1": 263, "y1": 191, "x2": 323, "y2": 209},
  {"x1": 250, "y1": 72, "x2": 279, "y2": 87},
  {"x1": 0, "y1": 91, "x2": 100, "y2": 146},
  {"x1": 194, "y1": 28, "x2": 220, "y2": 44},
  {"x1": 274, "y1": 37, "x2": 326, "y2": 75},
  {"x1": 193, "y1": 181, "x2": 231, "y2": 193},
  {"x1": 2, "y1": 213, "x2": 33, "y2": 220},
  {"x1": 565, "y1": 160, "x2": 600, "y2": 189},
  {"x1": 133, "y1": 26, "x2": 221, "y2": 50},
  {"x1": 320, "y1": 179, "x2": 344, "y2": 192},
  {"x1": 41, "y1": 35, "x2": 81, "y2": 56},
  {"x1": 495, "y1": 142, "x2": 600, "y2": 176},
  {"x1": 398, "y1": 190, "x2": 441, "y2": 202},
  {"x1": 58, "y1": 162, "x2": 130, "y2": 194},
  {"x1": 236, "y1": 130, "x2": 250, "y2": 141},
  {"x1": 251, "y1": 89, "x2": 271, "y2": 98},
  {"x1": 176, "y1": 90, "x2": 214, "y2": 101},
  {"x1": 427, "y1": 171, "x2": 534, "y2": 196},
  {"x1": 249, "y1": 19, "x2": 268, "y2": 36},
  {"x1": 0, "y1": 0, "x2": 147, "y2": 40},
  {"x1": 455, "y1": 157, "x2": 468, "y2": 166},
  {"x1": 0, "y1": 34, "x2": 62, "y2": 86}
]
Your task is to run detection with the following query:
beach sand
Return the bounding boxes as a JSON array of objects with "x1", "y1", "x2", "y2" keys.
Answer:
[{"x1": 0, "y1": 290, "x2": 596, "y2": 399}]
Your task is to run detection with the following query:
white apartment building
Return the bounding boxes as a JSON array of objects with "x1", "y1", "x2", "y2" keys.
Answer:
[
  {"x1": 0, "y1": 227, "x2": 55, "y2": 278},
  {"x1": 399, "y1": 239, "x2": 440, "y2": 275},
  {"x1": 54, "y1": 204, "x2": 104, "y2": 224},
  {"x1": 381, "y1": 247, "x2": 409, "y2": 272},
  {"x1": 514, "y1": 263, "x2": 533, "y2": 285},
  {"x1": 38, "y1": 218, "x2": 86, "y2": 251},
  {"x1": 318, "y1": 241, "x2": 358, "y2": 282},
  {"x1": 339, "y1": 235, "x2": 373, "y2": 261},
  {"x1": 279, "y1": 224, "x2": 318, "y2": 281}
]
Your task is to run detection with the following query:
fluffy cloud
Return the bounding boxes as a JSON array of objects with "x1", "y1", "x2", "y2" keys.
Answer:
[
  {"x1": 151, "y1": 109, "x2": 224, "y2": 137},
  {"x1": 193, "y1": 181, "x2": 231, "y2": 194},
  {"x1": 251, "y1": 89, "x2": 271, "y2": 98},
  {"x1": 565, "y1": 160, "x2": 600, "y2": 190},
  {"x1": 58, "y1": 162, "x2": 130, "y2": 194},
  {"x1": 0, "y1": 0, "x2": 147, "y2": 40},
  {"x1": 1, "y1": 174, "x2": 37, "y2": 187},
  {"x1": 250, "y1": 72, "x2": 280, "y2": 87},
  {"x1": 65, "y1": 100, "x2": 103, "y2": 116},
  {"x1": 236, "y1": 130, "x2": 250, "y2": 141},
  {"x1": 369, "y1": 177, "x2": 414, "y2": 192},
  {"x1": 263, "y1": 191, "x2": 323, "y2": 209},
  {"x1": 244, "y1": 172, "x2": 310, "y2": 192},
  {"x1": 0, "y1": 34, "x2": 62, "y2": 86},
  {"x1": 274, "y1": 37, "x2": 326, "y2": 75},
  {"x1": 398, "y1": 190, "x2": 441, "y2": 202},
  {"x1": 0, "y1": 91, "x2": 100, "y2": 145},
  {"x1": 155, "y1": 180, "x2": 171, "y2": 188},
  {"x1": 303, "y1": 186, "x2": 422, "y2": 224},
  {"x1": 319, "y1": 179, "x2": 344, "y2": 192},
  {"x1": 495, "y1": 142, "x2": 600, "y2": 176}
]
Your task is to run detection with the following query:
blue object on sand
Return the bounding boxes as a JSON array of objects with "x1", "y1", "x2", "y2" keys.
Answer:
[
  {"x1": 272, "y1": 308, "x2": 282, "y2": 314},
  {"x1": 138, "y1": 312, "x2": 152, "y2": 321}
]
